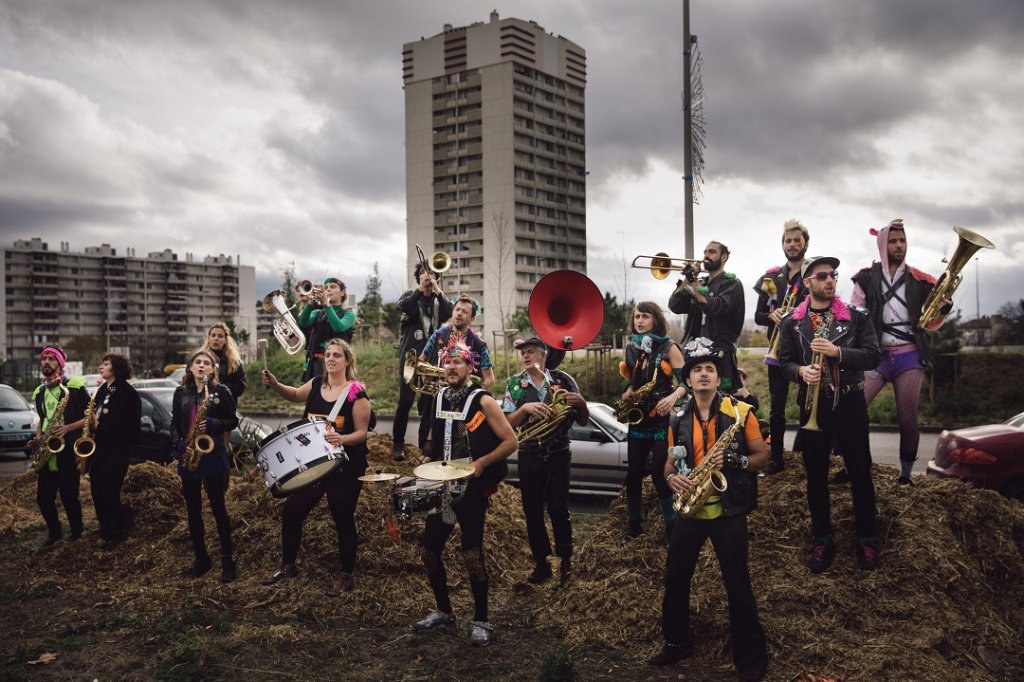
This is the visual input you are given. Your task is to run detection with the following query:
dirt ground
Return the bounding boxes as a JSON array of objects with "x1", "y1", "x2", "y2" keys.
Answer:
[{"x1": 1, "y1": 435, "x2": 1022, "y2": 682}]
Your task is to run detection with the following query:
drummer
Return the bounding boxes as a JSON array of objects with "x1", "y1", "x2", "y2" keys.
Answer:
[
  {"x1": 260, "y1": 338, "x2": 371, "y2": 596},
  {"x1": 412, "y1": 341, "x2": 518, "y2": 647}
]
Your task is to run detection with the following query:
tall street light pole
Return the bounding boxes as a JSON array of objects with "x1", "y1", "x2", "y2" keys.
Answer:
[{"x1": 682, "y1": 0, "x2": 694, "y2": 260}]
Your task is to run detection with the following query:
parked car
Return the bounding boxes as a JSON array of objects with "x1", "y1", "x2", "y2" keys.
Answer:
[
  {"x1": 81, "y1": 374, "x2": 104, "y2": 396},
  {"x1": 0, "y1": 384, "x2": 39, "y2": 457},
  {"x1": 135, "y1": 387, "x2": 271, "y2": 464},
  {"x1": 167, "y1": 368, "x2": 186, "y2": 384},
  {"x1": 505, "y1": 402, "x2": 630, "y2": 497},
  {"x1": 130, "y1": 378, "x2": 179, "y2": 389},
  {"x1": 927, "y1": 411, "x2": 1024, "y2": 501}
]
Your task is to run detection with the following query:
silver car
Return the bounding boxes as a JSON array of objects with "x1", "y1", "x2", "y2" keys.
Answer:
[
  {"x1": 0, "y1": 383, "x2": 40, "y2": 457},
  {"x1": 505, "y1": 401, "x2": 629, "y2": 497}
]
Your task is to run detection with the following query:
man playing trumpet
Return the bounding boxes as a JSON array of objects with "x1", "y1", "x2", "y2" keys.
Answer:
[
  {"x1": 650, "y1": 338, "x2": 768, "y2": 680},
  {"x1": 753, "y1": 219, "x2": 810, "y2": 474},
  {"x1": 778, "y1": 256, "x2": 881, "y2": 573},
  {"x1": 502, "y1": 336, "x2": 588, "y2": 585}
]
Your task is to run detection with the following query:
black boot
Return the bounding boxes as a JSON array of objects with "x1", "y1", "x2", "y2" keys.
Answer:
[
  {"x1": 527, "y1": 560, "x2": 552, "y2": 584},
  {"x1": 187, "y1": 553, "x2": 213, "y2": 579},
  {"x1": 220, "y1": 555, "x2": 237, "y2": 583},
  {"x1": 559, "y1": 557, "x2": 571, "y2": 585}
]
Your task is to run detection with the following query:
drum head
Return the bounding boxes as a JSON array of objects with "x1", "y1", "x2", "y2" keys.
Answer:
[
  {"x1": 258, "y1": 418, "x2": 311, "y2": 449},
  {"x1": 272, "y1": 457, "x2": 344, "y2": 498}
]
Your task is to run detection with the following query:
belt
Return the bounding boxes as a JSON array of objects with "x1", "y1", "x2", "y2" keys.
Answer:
[{"x1": 825, "y1": 381, "x2": 864, "y2": 396}]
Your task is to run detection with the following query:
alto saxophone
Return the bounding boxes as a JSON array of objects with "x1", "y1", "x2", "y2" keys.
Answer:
[
  {"x1": 32, "y1": 384, "x2": 71, "y2": 473},
  {"x1": 673, "y1": 398, "x2": 744, "y2": 518},
  {"x1": 182, "y1": 377, "x2": 215, "y2": 471},
  {"x1": 803, "y1": 311, "x2": 834, "y2": 433},
  {"x1": 74, "y1": 392, "x2": 98, "y2": 474},
  {"x1": 614, "y1": 375, "x2": 657, "y2": 425}
]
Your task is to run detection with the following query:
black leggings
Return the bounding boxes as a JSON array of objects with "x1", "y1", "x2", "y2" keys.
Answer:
[
  {"x1": 625, "y1": 438, "x2": 671, "y2": 500},
  {"x1": 421, "y1": 488, "x2": 489, "y2": 621},
  {"x1": 181, "y1": 472, "x2": 232, "y2": 558},
  {"x1": 281, "y1": 472, "x2": 363, "y2": 573}
]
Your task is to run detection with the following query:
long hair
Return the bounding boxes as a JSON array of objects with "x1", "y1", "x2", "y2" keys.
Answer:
[
  {"x1": 102, "y1": 353, "x2": 133, "y2": 382},
  {"x1": 182, "y1": 350, "x2": 221, "y2": 391},
  {"x1": 201, "y1": 322, "x2": 242, "y2": 373},
  {"x1": 631, "y1": 301, "x2": 669, "y2": 337},
  {"x1": 321, "y1": 339, "x2": 357, "y2": 389}
]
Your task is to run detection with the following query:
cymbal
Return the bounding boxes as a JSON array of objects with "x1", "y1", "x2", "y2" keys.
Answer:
[
  {"x1": 414, "y1": 460, "x2": 474, "y2": 481},
  {"x1": 358, "y1": 472, "x2": 399, "y2": 482}
]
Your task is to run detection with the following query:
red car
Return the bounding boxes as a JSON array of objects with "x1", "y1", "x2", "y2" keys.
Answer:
[{"x1": 927, "y1": 411, "x2": 1024, "y2": 501}]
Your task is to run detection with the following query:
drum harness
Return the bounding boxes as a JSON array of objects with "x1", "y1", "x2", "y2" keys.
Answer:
[{"x1": 434, "y1": 386, "x2": 485, "y2": 524}]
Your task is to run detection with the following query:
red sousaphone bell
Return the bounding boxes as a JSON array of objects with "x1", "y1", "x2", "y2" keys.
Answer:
[{"x1": 528, "y1": 270, "x2": 605, "y2": 352}]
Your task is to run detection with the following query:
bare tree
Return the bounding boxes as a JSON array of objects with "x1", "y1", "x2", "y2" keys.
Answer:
[{"x1": 486, "y1": 209, "x2": 516, "y2": 346}]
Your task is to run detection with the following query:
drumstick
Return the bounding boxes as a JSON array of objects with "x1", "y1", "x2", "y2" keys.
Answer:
[{"x1": 257, "y1": 338, "x2": 269, "y2": 371}]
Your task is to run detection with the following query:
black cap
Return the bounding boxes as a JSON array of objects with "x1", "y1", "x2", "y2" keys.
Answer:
[{"x1": 514, "y1": 336, "x2": 547, "y2": 352}]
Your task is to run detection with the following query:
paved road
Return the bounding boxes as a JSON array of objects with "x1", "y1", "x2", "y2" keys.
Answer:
[{"x1": 0, "y1": 417, "x2": 939, "y2": 484}]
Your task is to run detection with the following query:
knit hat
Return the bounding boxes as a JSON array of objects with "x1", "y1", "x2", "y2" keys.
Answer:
[{"x1": 40, "y1": 345, "x2": 67, "y2": 370}]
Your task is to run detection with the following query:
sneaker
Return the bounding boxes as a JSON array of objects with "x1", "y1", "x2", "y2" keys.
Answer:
[
  {"x1": 325, "y1": 572, "x2": 354, "y2": 596},
  {"x1": 647, "y1": 642, "x2": 693, "y2": 666},
  {"x1": 830, "y1": 469, "x2": 849, "y2": 485},
  {"x1": 808, "y1": 536, "x2": 835, "y2": 574},
  {"x1": 857, "y1": 538, "x2": 879, "y2": 571},
  {"x1": 527, "y1": 561, "x2": 552, "y2": 584},
  {"x1": 897, "y1": 475, "x2": 913, "y2": 486},
  {"x1": 414, "y1": 609, "x2": 455, "y2": 631},
  {"x1": 261, "y1": 564, "x2": 298, "y2": 585},
  {"x1": 391, "y1": 445, "x2": 405, "y2": 462},
  {"x1": 468, "y1": 621, "x2": 494, "y2": 647}
]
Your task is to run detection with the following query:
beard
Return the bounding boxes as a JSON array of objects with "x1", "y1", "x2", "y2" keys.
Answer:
[
  {"x1": 41, "y1": 365, "x2": 56, "y2": 377},
  {"x1": 786, "y1": 247, "x2": 807, "y2": 263},
  {"x1": 703, "y1": 257, "x2": 723, "y2": 272}
]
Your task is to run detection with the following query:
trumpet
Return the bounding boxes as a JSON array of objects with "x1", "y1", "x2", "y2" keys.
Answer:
[
  {"x1": 802, "y1": 311, "x2": 833, "y2": 433},
  {"x1": 632, "y1": 253, "x2": 703, "y2": 281},
  {"x1": 261, "y1": 290, "x2": 306, "y2": 356}
]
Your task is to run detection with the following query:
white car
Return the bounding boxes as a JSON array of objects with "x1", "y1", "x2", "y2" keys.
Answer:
[
  {"x1": 505, "y1": 402, "x2": 630, "y2": 497},
  {"x1": 0, "y1": 384, "x2": 40, "y2": 457}
]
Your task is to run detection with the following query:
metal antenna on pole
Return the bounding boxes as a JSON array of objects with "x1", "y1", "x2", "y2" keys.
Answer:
[{"x1": 682, "y1": 0, "x2": 706, "y2": 260}]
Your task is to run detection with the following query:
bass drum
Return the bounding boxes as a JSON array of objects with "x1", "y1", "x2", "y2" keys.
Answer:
[{"x1": 255, "y1": 418, "x2": 347, "y2": 498}]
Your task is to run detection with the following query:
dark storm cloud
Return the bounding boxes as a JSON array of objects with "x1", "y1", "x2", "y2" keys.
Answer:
[{"x1": 0, "y1": 196, "x2": 135, "y2": 230}]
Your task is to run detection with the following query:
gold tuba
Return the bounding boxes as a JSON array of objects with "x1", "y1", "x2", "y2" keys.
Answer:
[
  {"x1": 262, "y1": 289, "x2": 306, "y2": 356},
  {"x1": 183, "y1": 377, "x2": 215, "y2": 471},
  {"x1": 515, "y1": 386, "x2": 574, "y2": 442},
  {"x1": 673, "y1": 398, "x2": 744, "y2": 518},
  {"x1": 917, "y1": 226, "x2": 994, "y2": 329}
]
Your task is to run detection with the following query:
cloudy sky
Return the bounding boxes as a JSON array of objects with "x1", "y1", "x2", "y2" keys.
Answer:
[{"x1": 2, "y1": 0, "x2": 1022, "y2": 323}]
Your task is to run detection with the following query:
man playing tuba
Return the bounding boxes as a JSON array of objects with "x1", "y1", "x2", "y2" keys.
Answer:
[
  {"x1": 501, "y1": 336, "x2": 588, "y2": 585},
  {"x1": 650, "y1": 338, "x2": 769, "y2": 680}
]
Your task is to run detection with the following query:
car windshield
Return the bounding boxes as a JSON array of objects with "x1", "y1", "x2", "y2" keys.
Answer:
[
  {"x1": 588, "y1": 403, "x2": 628, "y2": 441},
  {"x1": 143, "y1": 389, "x2": 175, "y2": 412},
  {"x1": 1005, "y1": 412, "x2": 1024, "y2": 429},
  {"x1": 0, "y1": 387, "x2": 30, "y2": 411}
]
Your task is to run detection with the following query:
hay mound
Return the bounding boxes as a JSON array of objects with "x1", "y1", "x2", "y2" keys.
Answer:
[{"x1": 535, "y1": 453, "x2": 1024, "y2": 681}]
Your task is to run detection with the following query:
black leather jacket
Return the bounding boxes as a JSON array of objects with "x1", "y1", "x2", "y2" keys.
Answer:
[{"x1": 170, "y1": 383, "x2": 238, "y2": 456}]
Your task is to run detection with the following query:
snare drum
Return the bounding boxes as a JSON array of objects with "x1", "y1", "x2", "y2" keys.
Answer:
[
  {"x1": 390, "y1": 476, "x2": 467, "y2": 519},
  {"x1": 255, "y1": 418, "x2": 347, "y2": 498}
]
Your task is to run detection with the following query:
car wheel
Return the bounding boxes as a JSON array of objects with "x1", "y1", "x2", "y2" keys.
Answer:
[{"x1": 1001, "y1": 478, "x2": 1024, "y2": 503}]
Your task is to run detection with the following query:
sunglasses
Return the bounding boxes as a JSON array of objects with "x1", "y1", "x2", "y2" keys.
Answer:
[{"x1": 807, "y1": 270, "x2": 839, "y2": 282}]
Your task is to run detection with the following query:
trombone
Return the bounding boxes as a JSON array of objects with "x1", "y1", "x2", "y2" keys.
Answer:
[
  {"x1": 631, "y1": 252, "x2": 703, "y2": 280},
  {"x1": 415, "y1": 244, "x2": 452, "y2": 293}
]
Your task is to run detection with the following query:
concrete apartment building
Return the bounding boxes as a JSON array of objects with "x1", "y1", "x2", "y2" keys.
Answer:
[
  {"x1": 1, "y1": 237, "x2": 256, "y2": 382},
  {"x1": 403, "y1": 12, "x2": 587, "y2": 337}
]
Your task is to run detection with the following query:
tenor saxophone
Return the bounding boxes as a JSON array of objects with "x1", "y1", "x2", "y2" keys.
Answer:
[
  {"x1": 182, "y1": 377, "x2": 215, "y2": 471},
  {"x1": 673, "y1": 398, "x2": 743, "y2": 518},
  {"x1": 32, "y1": 385, "x2": 71, "y2": 473}
]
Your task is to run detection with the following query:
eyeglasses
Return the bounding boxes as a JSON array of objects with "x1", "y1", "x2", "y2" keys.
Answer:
[{"x1": 808, "y1": 270, "x2": 839, "y2": 282}]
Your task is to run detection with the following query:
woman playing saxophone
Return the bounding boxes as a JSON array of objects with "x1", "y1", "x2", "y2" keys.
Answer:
[
  {"x1": 649, "y1": 338, "x2": 769, "y2": 678},
  {"x1": 170, "y1": 350, "x2": 238, "y2": 582}
]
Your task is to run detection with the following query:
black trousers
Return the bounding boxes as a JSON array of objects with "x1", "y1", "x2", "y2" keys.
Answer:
[
  {"x1": 800, "y1": 389, "x2": 876, "y2": 539},
  {"x1": 766, "y1": 363, "x2": 790, "y2": 467},
  {"x1": 662, "y1": 514, "x2": 768, "y2": 675},
  {"x1": 392, "y1": 377, "x2": 432, "y2": 449},
  {"x1": 280, "y1": 471, "x2": 363, "y2": 573},
  {"x1": 181, "y1": 471, "x2": 232, "y2": 559},
  {"x1": 422, "y1": 488, "x2": 489, "y2": 622},
  {"x1": 519, "y1": 447, "x2": 572, "y2": 562},
  {"x1": 89, "y1": 451, "x2": 129, "y2": 542},
  {"x1": 36, "y1": 452, "x2": 83, "y2": 540},
  {"x1": 626, "y1": 438, "x2": 671, "y2": 500}
]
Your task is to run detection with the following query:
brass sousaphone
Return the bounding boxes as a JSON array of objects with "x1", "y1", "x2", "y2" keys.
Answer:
[{"x1": 917, "y1": 226, "x2": 994, "y2": 329}]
